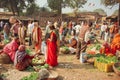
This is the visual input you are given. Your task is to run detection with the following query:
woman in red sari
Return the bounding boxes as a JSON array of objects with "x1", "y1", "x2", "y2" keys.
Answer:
[
  {"x1": 46, "y1": 25, "x2": 58, "y2": 67},
  {"x1": 2, "y1": 37, "x2": 20, "y2": 62},
  {"x1": 32, "y1": 22, "x2": 42, "y2": 54}
]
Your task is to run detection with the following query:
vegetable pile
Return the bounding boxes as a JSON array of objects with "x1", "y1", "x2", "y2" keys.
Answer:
[
  {"x1": 87, "y1": 53, "x2": 118, "y2": 64},
  {"x1": 3, "y1": 39, "x2": 10, "y2": 44},
  {"x1": 96, "y1": 56, "x2": 118, "y2": 64},
  {"x1": 21, "y1": 72, "x2": 38, "y2": 80},
  {"x1": 61, "y1": 46, "x2": 69, "y2": 51},
  {"x1": 26, "y1": 66, "x2": 34, "y2": 71},
  {"x1": 89, "y1": 43, "x2": 101, "y2": 50},
  {"x1": 60, "y1": 46, "x2": 70, "y2": 54},
  {"x1": 33, "y1": 64, "x2": 49, "y2": 71},
  {"x1": 32, "y1": 57, "x2": 44, "y2": 64},
  {"x1": 87, "y1": 54, "x2": 105, "y2": 59},
  {"x1": 87, "y1": 43, "x2": 101, "y2": 54},
  {"x1": 94, "y1": 55, "x2": 119, "y2": 72},
  {"x1": 25, "y1": 49, "x2": 32, "y2": 55}
]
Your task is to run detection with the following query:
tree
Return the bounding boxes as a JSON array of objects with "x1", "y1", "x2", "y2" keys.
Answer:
[
  {"x1": 47, "y1": 0, "x2": 62, "y2": 14},
  {"x1": 0, "y1": 0, "x2": 35, "y2": 16},
  {"x1": 25, "y1": 3, "x2": 40, "y2": 16},
  {"x1": 47, "y1": 0, "x2": 87, "y2": 15},
  {"x1": 39, "y1": 7, "x2": 50, "y2": 12},
  {"x1": 63, "y1": 0, "x2": 87, "y2": 9},
  {"x1": 101, "y1": 0, "x2": 120, "y2": 26},
  {"x1": 93, "y1": 8, "x2": 107, "y2": 16},
  {"x1": 64, "y1": 0, "x2": 87, "y2": 15},
  {"x1": 0, "y1": 0, "x2": 16, "y2": 15}
]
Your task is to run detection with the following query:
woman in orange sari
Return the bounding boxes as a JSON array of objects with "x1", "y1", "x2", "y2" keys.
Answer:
[
  {"x1": 32, "y1": 22, "x2": 42, "y2": 54},
  {"x1": 46, "y1": 25, "x2": 58, "y2": 67}
]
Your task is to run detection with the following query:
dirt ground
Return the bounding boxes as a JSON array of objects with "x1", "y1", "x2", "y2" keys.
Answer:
[
  {"x1": 0, "y1": 28, "x2": 120, "y2": 80},
  {"x1": 0, "y1": 53, "x2": 120, "y2": 80}
]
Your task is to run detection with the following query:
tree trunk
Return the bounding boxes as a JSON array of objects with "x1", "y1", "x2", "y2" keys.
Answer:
[
  {"x1": 9, "y1": 0, "x2": 19, "y2": 16},
  {"x1": 57, "y1": 0, "x2": 62, "y2": 14},
  {"x1": 9, "y1": 0, "x2": 16, "y2": 16},
  {"x1": 13, "y1": 0, "x2": 19, "y2": 16}
]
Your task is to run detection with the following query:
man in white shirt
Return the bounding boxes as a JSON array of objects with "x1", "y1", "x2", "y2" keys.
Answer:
[
  {"x1": 74, "y1": 23, "x2": 82, "y2": 37},
  {"x1": 100, "y1": 23, "x2": 107, "y2": 40},
  {"x1": 27, "y1": 20, "x2": 34, "y2": 46}
]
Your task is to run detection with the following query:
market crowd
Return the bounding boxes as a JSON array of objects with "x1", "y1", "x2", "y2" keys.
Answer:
[{"x1": 0, "y1": 16, "x2": 119, "y2": 71}]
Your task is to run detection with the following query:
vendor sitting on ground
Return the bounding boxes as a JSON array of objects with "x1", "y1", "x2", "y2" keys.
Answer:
[
  {"x1": 67, "y1": 30, "x2": 77, "y2": 54},
  {"x1": 14, "y1": 45, "x2": 34, "y2": 71},
  {"x1": 0, "y1": 37, "x2": 20, "y2": 62},
  {"x1": 69, "y1": 29, "x2": 77, "y2": 48}
]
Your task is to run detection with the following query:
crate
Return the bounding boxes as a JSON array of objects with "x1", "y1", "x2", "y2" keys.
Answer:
[{"x1": 94, "y1": 59, "x2": 114, "y2": 72}]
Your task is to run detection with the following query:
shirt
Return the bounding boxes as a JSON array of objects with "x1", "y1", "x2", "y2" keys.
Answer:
[
  {"x1": 27, "y1": 23, "x2": 34, "y2": 34},
  {"x1": 74, "y1": 25, "x2": 81, "y2": 33},
  {"x1": 101, "y1": 25, "x2": 107, "y2": 31},
  {"x1": 12, "y1": 23, "x2": 20, "y2": 34},
  {"x1": 84, "y1": 31, "x2": 91, "y2": 42},
  {"x1": 78, "y1": 25, "x2": 89, "y2": 40}
]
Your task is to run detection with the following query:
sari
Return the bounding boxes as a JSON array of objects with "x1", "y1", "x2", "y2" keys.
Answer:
[
  {"x1": 32, "y1": 26, "x2": 42, "y2": 53},
  {"x1": 46, "y1": 31, "x2": 58, "y2": 67},
  {"x1": 3, "y1": 39, "x2": 19, "y2": 62},
  {"x1": 18, "y1": 26, "x2": 26, "y2": 45},
  {"x1": 14, "y1": 50, "x2": 34, "y2": 71}
]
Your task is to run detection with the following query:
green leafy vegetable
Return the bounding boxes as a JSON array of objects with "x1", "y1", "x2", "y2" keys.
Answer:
[
  {"x1": 21, "y1": 72, "x2": 38, "y2": 80},
  {"x1": 25, "y1": 49, "x2": 32, "y2": 55},
  {"x1": 96, "y1": 56, "x2": 118, "y2": 64},
  {"x1": 26, "y1": 66, "x2": 34, "y2": 71},
  {"x1": 4, "y1": 39, "x2": 10, "y2": 44}
]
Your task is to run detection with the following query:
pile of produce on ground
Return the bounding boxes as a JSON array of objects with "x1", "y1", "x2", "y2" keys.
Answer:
[
  {"x1": 86, "y1": 52, "x2": 120, "y2": 73},
  {"x1": 99, "y1": 42, "x2": 116, "y2": 56},
  {"x1": 21, "y1": 72, "x2": 39, "y2": 80},
  {"x1": 26, "y1": 66, "x2": 35, "y2": 72},
  {"x1": 32, "y1": 56, "x2": 45, "y2": 65},
  {"x1": 3, "y1": 39, "x2": 10, "y2": 45},
  {"x1": 94, "y1": 56, "x2": 118, "y2": 72},
  {"x1": 21, "y1": 69, "x2": 58, "y2": 80},
  {"x1": 60, "y1": 46, "x2": 70, "y2": 54},
  {"x1": 87, "y1": 43, "x2": 102, "y2": 54},
  {"x1": 86, "y1": 53, "x2": 105, "y2": 64},
  {"x1": 33, "y1": 64, "x2": 49, "y2": 71}
]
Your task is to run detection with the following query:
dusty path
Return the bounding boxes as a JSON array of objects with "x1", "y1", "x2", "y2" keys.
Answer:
[
  {"x1": 0, "y1": 28, "x2": 120, "y2": 80},
  {"x1": 1, "y1": 54, "x2": 120, "y2": 80}
]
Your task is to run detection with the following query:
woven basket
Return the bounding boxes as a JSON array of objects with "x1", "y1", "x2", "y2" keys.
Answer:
[
  {"x1": 113, "y1": 62, "x2": 120, "y2": 76},
  {"x1": 0, "y1": 53, "x2": 11, "y2": 64}
]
